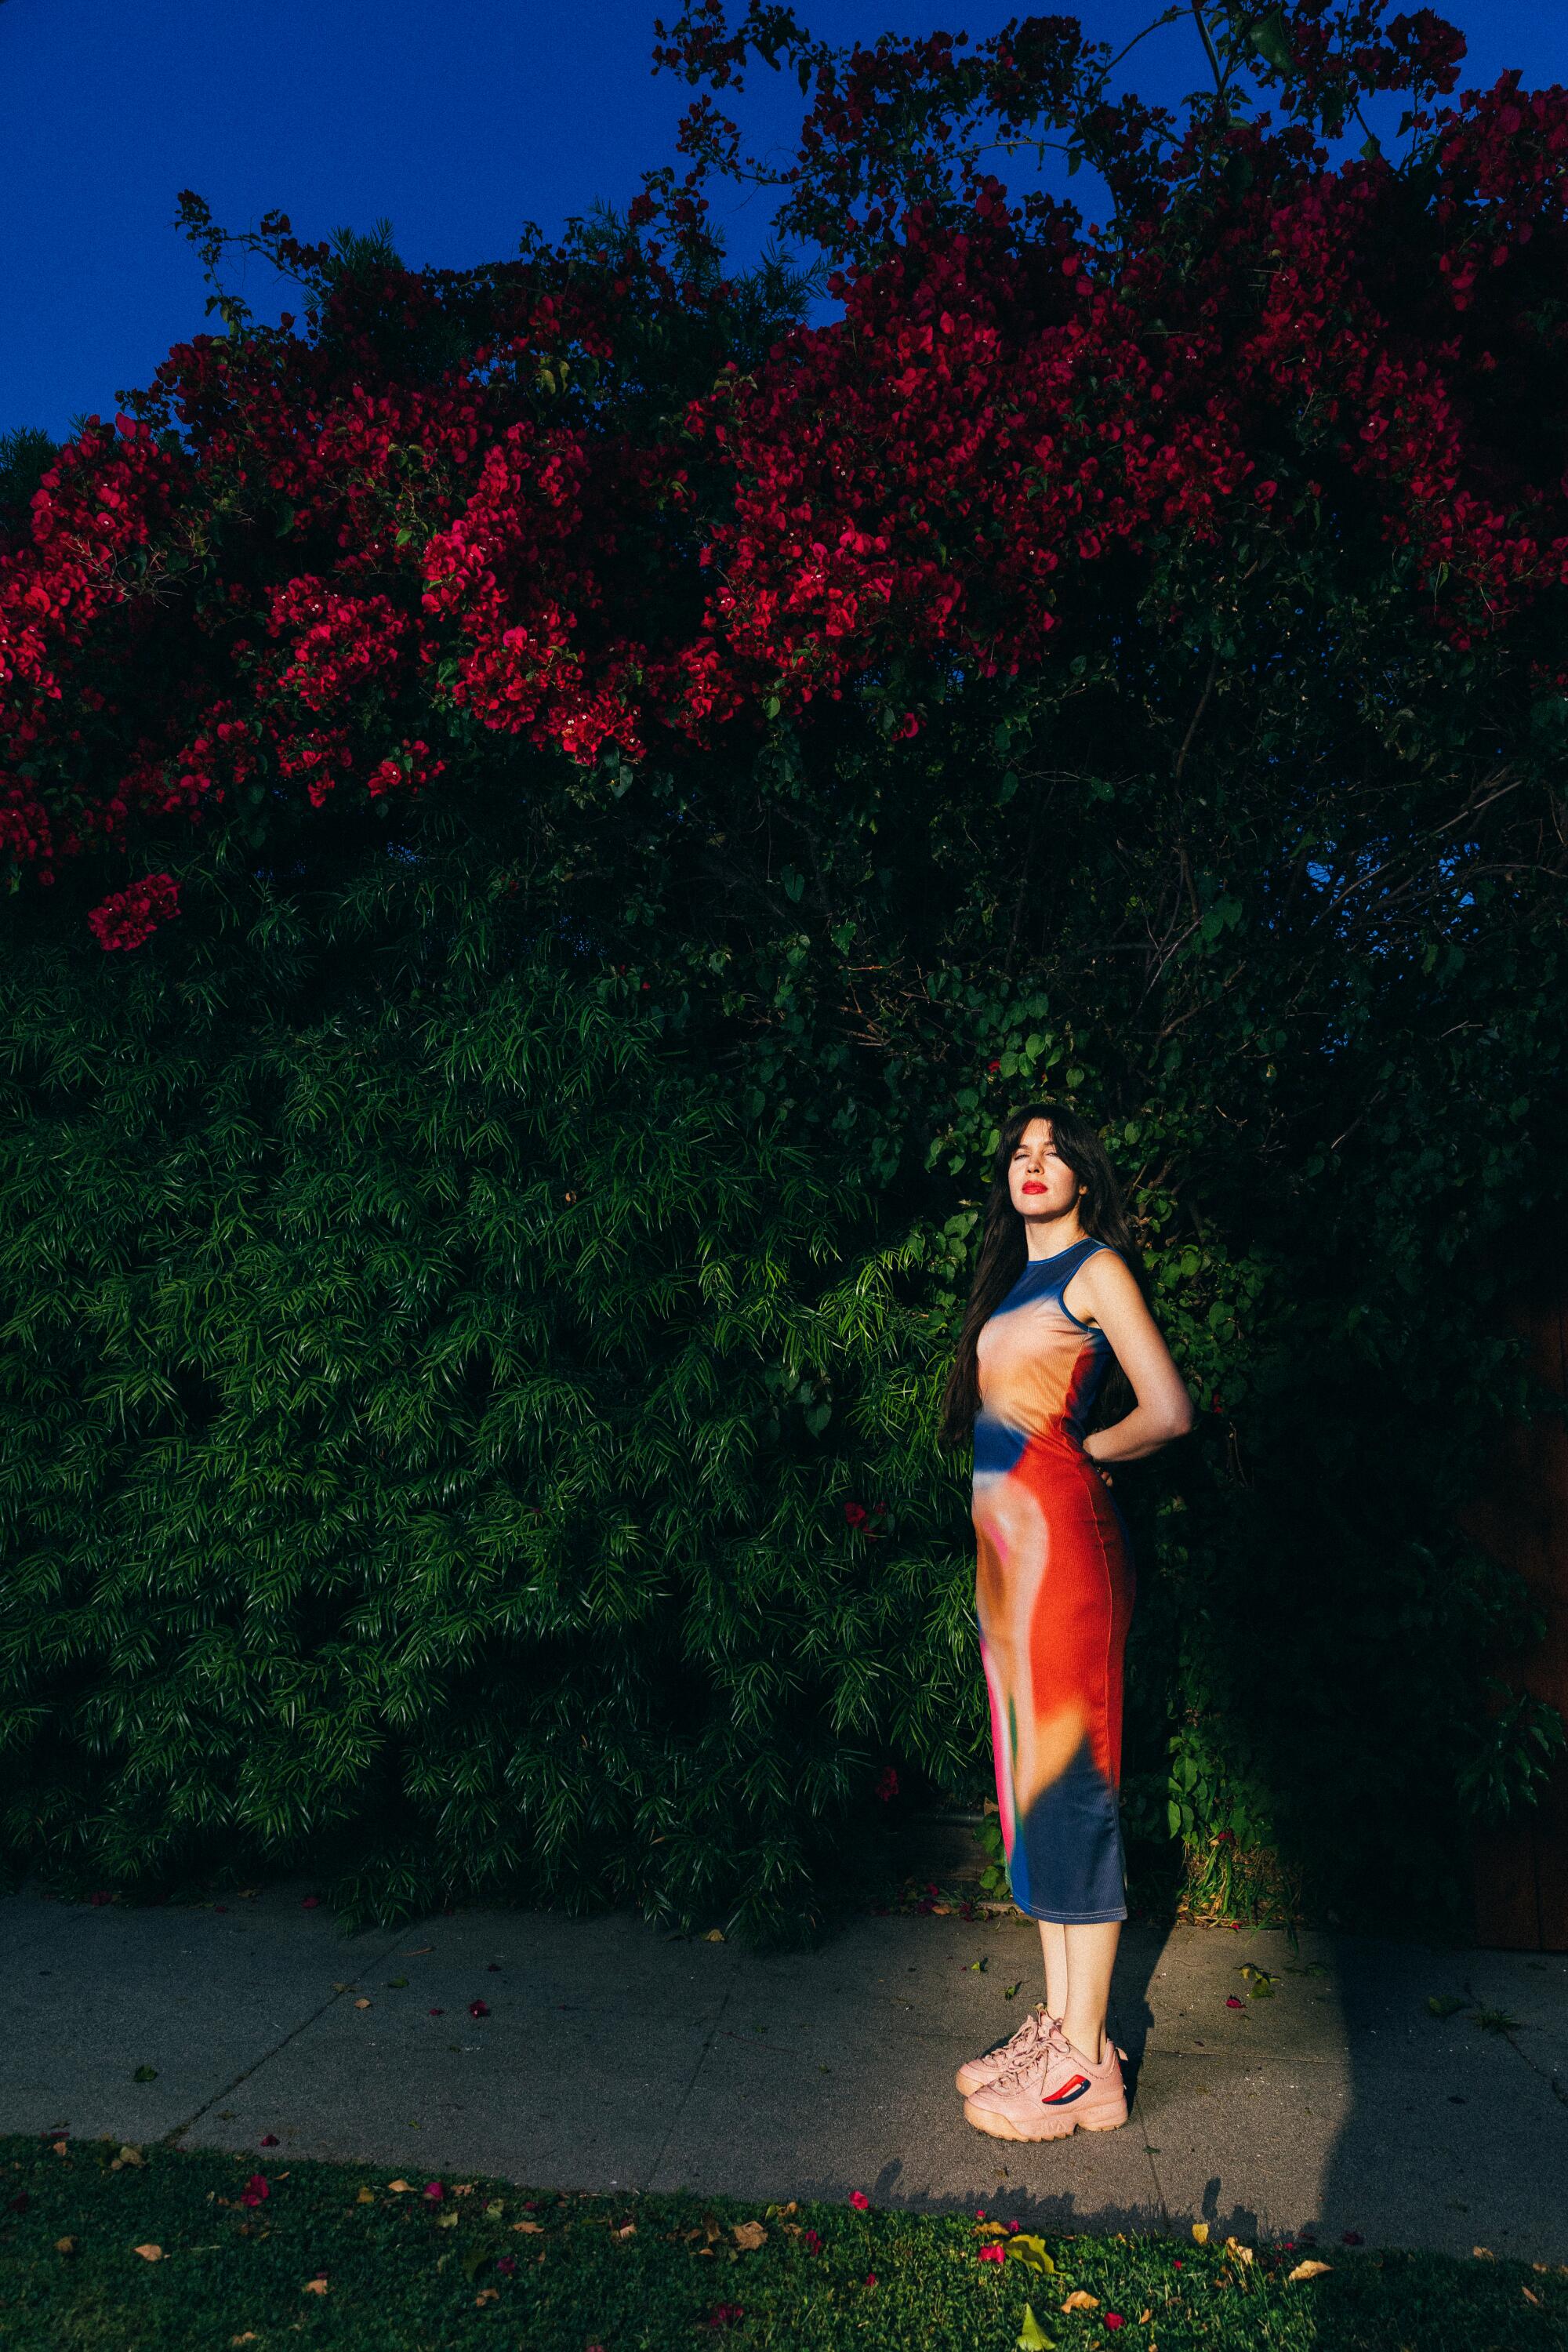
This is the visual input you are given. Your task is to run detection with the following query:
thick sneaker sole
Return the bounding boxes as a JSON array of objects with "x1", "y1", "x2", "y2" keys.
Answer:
[{"x1": 962, "y1": 2092, "x2": 1129, "y2": 2140}]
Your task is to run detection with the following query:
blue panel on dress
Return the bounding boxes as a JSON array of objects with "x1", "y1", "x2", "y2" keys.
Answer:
[{"x1": 972, "y1": 1411, "x2": 1029, "y2": 1475}]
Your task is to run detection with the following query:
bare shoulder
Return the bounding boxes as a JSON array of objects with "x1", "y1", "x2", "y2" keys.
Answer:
[{"x1": 1063, "y1": 1244, "x2": 1145, "y2": 1328}]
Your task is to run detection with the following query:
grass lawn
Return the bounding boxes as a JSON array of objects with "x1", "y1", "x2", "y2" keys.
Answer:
[{"x1": 1, "y1": 2133, "x2": 1563, "y2": 2352}]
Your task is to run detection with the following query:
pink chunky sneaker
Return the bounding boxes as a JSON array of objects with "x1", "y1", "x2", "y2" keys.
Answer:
[
  {"x1": 963, "y1": 2019, "x2": 1129, "y2": 2140},
  {"x1": 954, "y1": 2002, "x2": 1055, "y2": 2097}
]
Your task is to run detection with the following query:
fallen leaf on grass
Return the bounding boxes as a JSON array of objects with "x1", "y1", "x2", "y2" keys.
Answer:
[
  {"x1": 1060, "y1": 2288, "x2": 1098, "y2": 2310},
  {"x1": 1190, "y1": 2223, "x2": 1209, "y2": 2246},
  {"x1": 1018, "y1": 2305, "x2": 1055, "y2": 2350},
  {"x1": 303, "y1": 2274, "x2": 328, "y2": 2294},
  {"x1": 355, "y1": 2187, "x2": 375, "y2": 2205},
  {"x1": 485, "y1": 2199, "x2": 505, "y2": 2220},
  {"x1": 51, "y1": 2140, "x2": 67, "y2": 2157},
  {"x1": 1138, "y1": 2310, "x2": 1152, "y2": 2324},
  {"x1": 114, "y1": 2146, "x2": 144, "y2": 2168},
  {"x1": 54, "y1": 2236, "x2": 76, "y2": 2256},
  {"x1": 613, "y1": 2222, "x2": 637, "y2": 2241},
  {"x1": 1007, "y1": 2234, "x2": 1055, "y2": 2274},
  {"x1": 731, "y1": 2221, "x2": 767, "y2": 2251},
  {"x1": 1287, "y1": 2261, "x2": 1332, "y2": 2281},
  {"x1": 1473, "y1": 2246, "x2": 1496, "y2": 2261},
  {"x1": 474, "y1": 2287, "x2": 499, "y2": 2305},
  {"x1": 1223, "y1": 2237, "x2": 1254, "y2": 2266},
  {"x1": 1523, "y1": 2287, "x2": 1542, "y2": 2307},
  {"x1": 133, "y1": 2244, "x2": 163, "y2": 2262},
  {"x1": 231, "y1": 2336, "x2": 259, "y2": 2346},
  {"x1": 512, "y1": 2220, "x2": 544, "y2": 2234},
  {"x1": 387, "y1": 2180, "x2": 413, "y2": 2194}
]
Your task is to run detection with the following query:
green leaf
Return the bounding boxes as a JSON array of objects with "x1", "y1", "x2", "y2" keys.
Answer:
[
  {"x1": 1250, "y1": 7, "x2": 1293, "y2": 72},
  {"x1": 1018, "y1": 2303, "x2": 1056, "y2": 2350}
]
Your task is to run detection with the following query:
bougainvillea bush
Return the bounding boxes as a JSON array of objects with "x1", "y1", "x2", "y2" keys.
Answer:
[{"x1": 2, "y1": 0, "x2": 1566, "y2": 1934}]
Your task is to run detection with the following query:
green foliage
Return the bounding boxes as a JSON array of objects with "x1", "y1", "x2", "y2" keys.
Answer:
[
  {"x1": 0, "y1": 841, "x2": 981, "y2": 1939},
  {"x1": 5, "y1": 2134, "x2": 1563, "y2": 2351}
]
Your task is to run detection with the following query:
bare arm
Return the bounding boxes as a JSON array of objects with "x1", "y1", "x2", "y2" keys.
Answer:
[{"x1": 1063, "y1": 1249, "x2": 1195, "y2": 1470}]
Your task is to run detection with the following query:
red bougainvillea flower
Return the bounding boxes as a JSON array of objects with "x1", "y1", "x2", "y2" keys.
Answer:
[
  {"x1": 300, "y1": 1896, "x2": 319, "y2": 1910},
  {"x1": 875, "y1": 1766, "x2": 899, "y2": 1802},
  {"x1": 864, "y1": 2271, "x2": 878, "y2": 2285},
  {"x1": 849, "y1": 2189, "x2": 870, "y2": 2209},
  {"x1": 85, "y1": 873, "x2": 179, "y2": 952},
  {"x1": 803, "y1": 2228, "x2": 822, "y2": 2254},
  {"x1": 978, "y1": 2240, "x2": 1006, "y2": 2264},
  {"x1": 423, "y1": 2180, "x2": 445, "y2": 2202},
  {"x1": 1225, "y1": 1994, "x2": 1245, "y2": 2009},
  {"x1": 239, "y1": 2173, "x2": 270, "y2": 2209},
  {"x1": 496, "y1": 2256, "x2": 517, "y2": 2277},
  {"x1": 1105, "y1": 2315, "x2": 1126, "y2": 2330},
  {"x1": 844, "y1": 1501, "x2": 869, "y2": 1527},
  {"x1": 259, "y1": 2134, "x2": 278, "y2": 2147},
  {"x1": 469, "y1": 1998, "x2": 491, "y2": 2018}
]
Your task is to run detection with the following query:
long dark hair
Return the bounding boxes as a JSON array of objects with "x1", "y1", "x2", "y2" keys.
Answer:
[{"x1": 936, "y1": 1101, "x2": 1145, "y2": 1449}]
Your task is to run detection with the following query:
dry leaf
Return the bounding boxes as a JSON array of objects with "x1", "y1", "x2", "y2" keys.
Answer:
[
  {"x1": 474, "y1": 2288, "x2": 499, "y2": 2306},
  {"x1": 1190, "y1": 2222, "x2": 1209, "y2": 2245},
  {"x1": 1473, "y1": 2247, "x2": 1496, "y2": 2261},
  {"x1": 118, "y1": 2146, "x2": 144, "y2": 2167},
  {"x1": 731, "y1": 2220, "x2": 767, "y2": 2251},
  {"x1": 614, "y1": 2222, "x2": 637, "y2": 2240},
  {"x1": 703, "y1": 1929, "x2": 725, "y2": 1943},
  {"x1": 512, "y1": 2219, "x2": 543, "y2": 2234},
  {"x1": 232, "y1": 2336, "x2": 259, "y2": 2346},
  {"x1": 1287, "y1": 2259, "x2": 1332, "y2": 2281},
  {"x1": 133, "y1": 2243, "x2": 163, "y2": 2262},
  {"x1": 303, "y1": 2275, "x2": 328, "y2": 2294},
  {"x1": 354, "y1": 1998, "x2": 372, "y2": 2011},
  {"x1": 51, "y1": 2140, "x2": 67, "y2": 2157},
  {"x1": 1523, "y1": 2287, "x2": 1542, "y2": 2307},
  {"x1": 975, "y1": 2221, "x2": 1010, "y2": 2238},
  {"x1": 436, "y1": 2209, "x2": 459, "y2": 2230},
  {"x1": 1061, "y1": 2288, "x2": 1099, "y2": 2311},
  {"x1": 1138, "y1": 2311, "x2": 1152, "y2": 2325},
  {"x1": 54, "y1": 2236, "x2": 76, "y2": 2255},
  {"x1": 356, "y1": 2187, "x2": 375, "y2": 2204},
  {"x1": 1224, "y1": 2236, "x2": 1254, "y2": 2265},
  {"x1": 453, "y1": 2183, "x2": 475, "y2": 2196},
  {"x1": 387, "y1": 2179, "x2": 413, "y2": 2193}
]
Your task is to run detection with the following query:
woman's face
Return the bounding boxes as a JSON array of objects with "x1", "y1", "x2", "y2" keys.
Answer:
[{"x1": 1007, "y1": 1118, "x2": 1084, "y2": 1225}]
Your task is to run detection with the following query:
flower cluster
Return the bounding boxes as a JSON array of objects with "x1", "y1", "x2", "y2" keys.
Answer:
[
  {"x1": 3, "y1": 2, "x2": 1566, "y2": 938},
  {"x1": 85, "y1": 873, "x2": 180, "y2": 951}
]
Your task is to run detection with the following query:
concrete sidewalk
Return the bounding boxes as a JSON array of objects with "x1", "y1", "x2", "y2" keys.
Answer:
[{"x1": 4, "y1": 1882, "x2": 1566, "y2": 2264}]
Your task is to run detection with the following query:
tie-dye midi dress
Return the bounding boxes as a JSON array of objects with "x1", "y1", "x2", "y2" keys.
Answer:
[{"x1": 972, "y1": 1236, "x2": 1135, "y2": 1923}]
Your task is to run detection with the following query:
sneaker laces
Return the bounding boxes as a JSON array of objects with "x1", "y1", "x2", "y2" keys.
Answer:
[{"x1": 990, "y1": 2003, "x2": 1054, "y2": 2084}]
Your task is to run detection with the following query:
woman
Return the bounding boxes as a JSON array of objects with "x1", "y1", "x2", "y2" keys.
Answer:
[{"x1": 938, "y1": 1103, "x2": 1194, "y2": 2140}]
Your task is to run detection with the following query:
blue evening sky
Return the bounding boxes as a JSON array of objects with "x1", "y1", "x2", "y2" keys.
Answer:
[{"x1": 3, "y1": 0, "x2": 1564, "y2": 442}]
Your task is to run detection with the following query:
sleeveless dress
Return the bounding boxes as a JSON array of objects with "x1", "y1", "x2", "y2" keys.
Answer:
[{"x1": 972, "y1": 1236, "x2": 1135, "y2": 1923}]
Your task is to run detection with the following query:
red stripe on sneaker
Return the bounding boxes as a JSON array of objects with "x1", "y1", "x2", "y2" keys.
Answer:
[{"x1": 1041, "y1": 2074, "x2": 1091, "y2": 2104}]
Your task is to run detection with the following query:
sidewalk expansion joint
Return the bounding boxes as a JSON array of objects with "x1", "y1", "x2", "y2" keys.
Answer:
[
  {"x1": 641, "y1": 1957, "x2": 741, "y2": 2190},
  {"x1": 159, "y1": 1925, "x2": 412, "y2": 2149}
]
